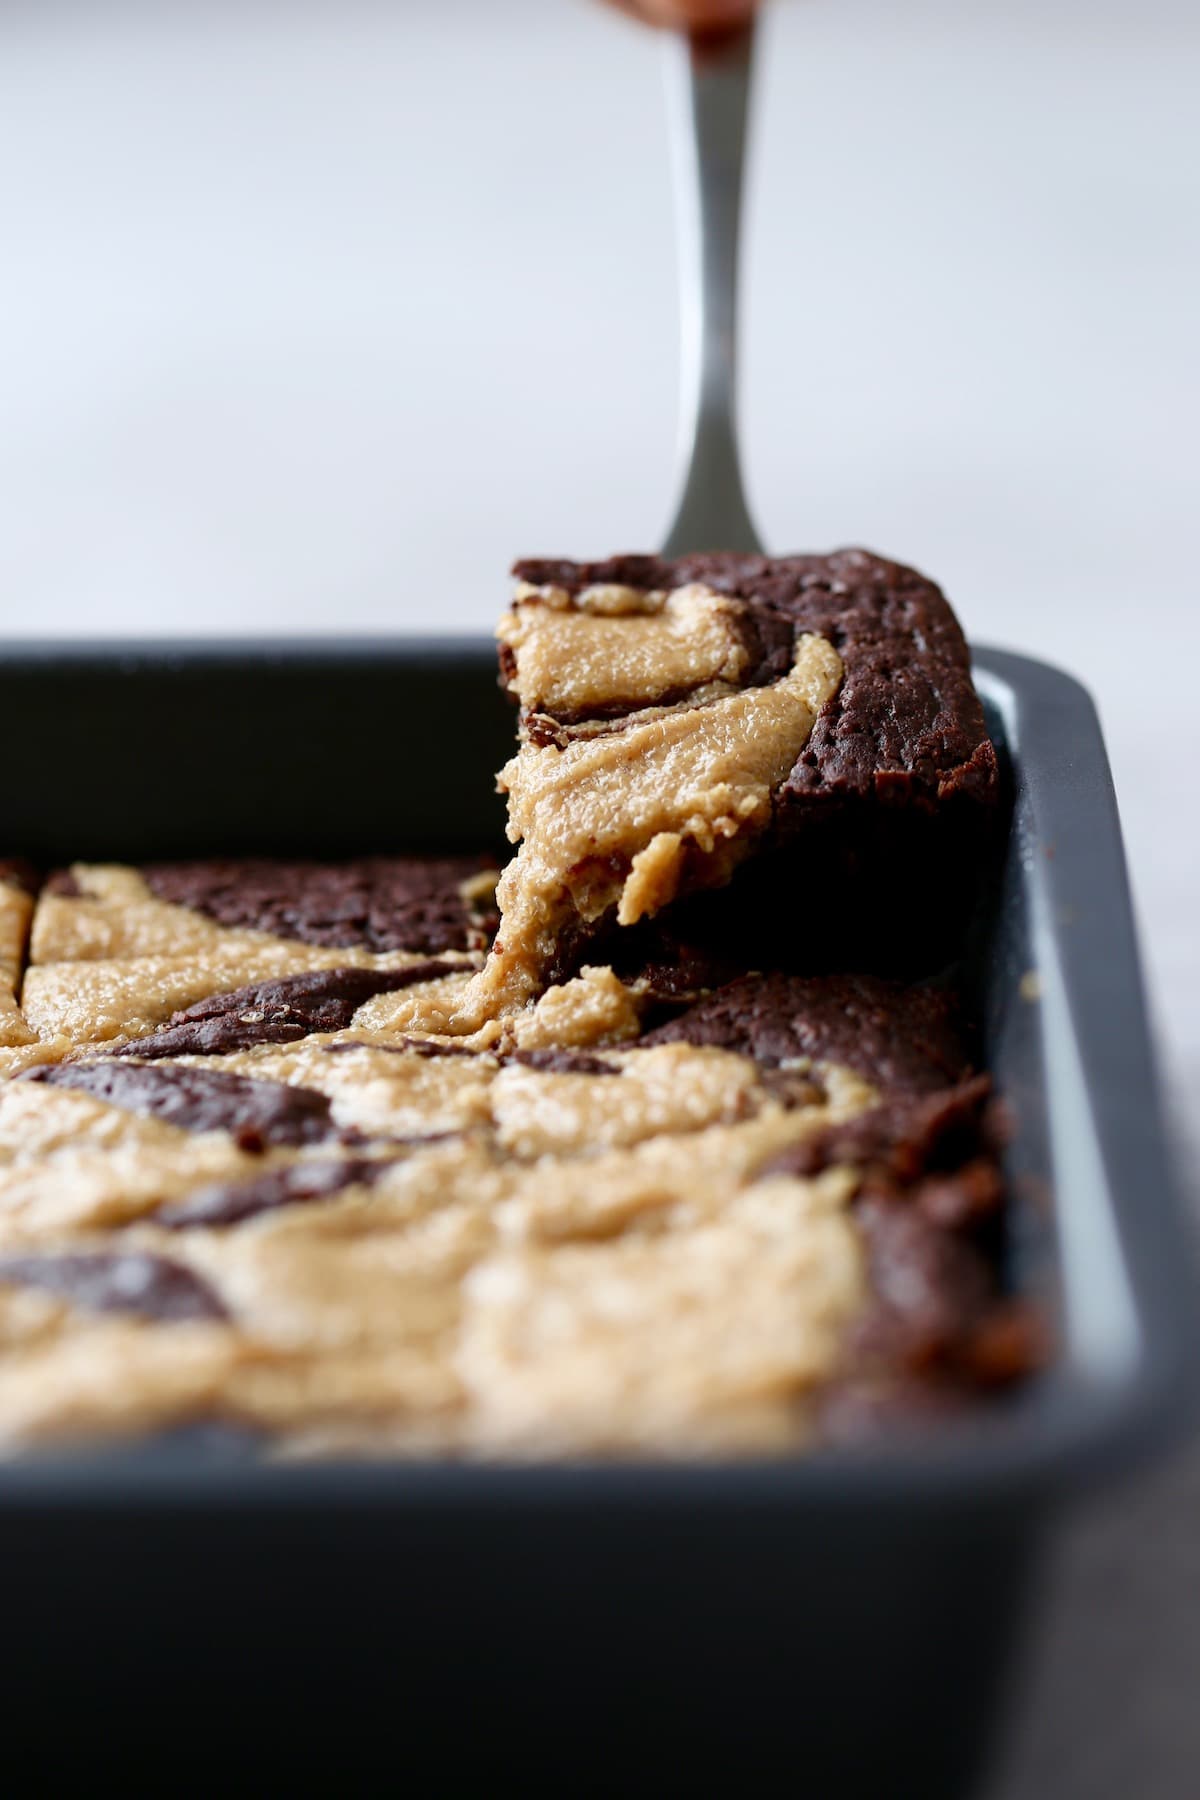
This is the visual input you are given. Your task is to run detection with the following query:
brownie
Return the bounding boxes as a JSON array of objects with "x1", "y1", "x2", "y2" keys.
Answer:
[
  {"x1": 500, "y1": 551, "x2": 1000, "y2": 979},
  {"x1": 21, "y1": 854, "x2": 489, "y2": 1057},
  {"x1": 23, "y1": 1059, "x2": 347, "y2": 1150},
  {"x1": 108, "y1": 962, "x2": 461, "y2": 1059},
  {"x1": 140, "y1": 855, "x2": 498, "y2": 955},
  {"x1": 640, "y1": 972, "x2": 974, "y2": 1093}
]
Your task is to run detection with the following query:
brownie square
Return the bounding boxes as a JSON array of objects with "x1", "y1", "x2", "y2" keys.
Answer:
[{"x1": 505, "y1": 549, "x2": 1000, "y2": 974}]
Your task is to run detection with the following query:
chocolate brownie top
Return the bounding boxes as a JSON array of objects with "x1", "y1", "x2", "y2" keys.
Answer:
[
  {"x1": 510, "y1": 549, "x2": 998, "y2": 812},
  {"x1": 110, "y1": 962, "x2": 459, "y2": 1059},
  {"x1": 641, "y1": 972, "x2": 973, "y2": 1093},
  {"x1": 139, "y1": 856, "x2": 497, "y2": 955},
  {"x1": 24, "y1": 1059, "x2": 344, "y2": 1150}
]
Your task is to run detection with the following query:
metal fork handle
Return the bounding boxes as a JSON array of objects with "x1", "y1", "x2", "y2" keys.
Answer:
[{"x1": 660, "y1": 20, "x2": 764, "y2": 559}]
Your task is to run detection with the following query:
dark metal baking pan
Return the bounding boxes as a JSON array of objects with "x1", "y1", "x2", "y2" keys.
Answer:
[{"x1": 0, "y1": 639, "x2": 1193, "y2": 1794}]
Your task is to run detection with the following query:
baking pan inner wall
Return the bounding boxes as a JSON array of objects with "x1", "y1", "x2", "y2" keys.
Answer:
[{"x1": 0, "y1": 641, "x2": 516, "y2": 863}]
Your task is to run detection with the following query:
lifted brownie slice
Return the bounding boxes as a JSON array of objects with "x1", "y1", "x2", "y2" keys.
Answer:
[
  {"x1": 507, "y1": 548, "x2": 995, "y2": 813},
  {"x1": 497, "y1": 550, "x2": 999, "y2": 988},
  {"x1": 471, "y1": 580, "x2": 844, "y2": 1013}
]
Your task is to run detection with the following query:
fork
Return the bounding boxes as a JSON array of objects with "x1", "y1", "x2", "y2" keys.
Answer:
[{"x1": 660, "y1": 18, "x2": 764, "y2": 558}]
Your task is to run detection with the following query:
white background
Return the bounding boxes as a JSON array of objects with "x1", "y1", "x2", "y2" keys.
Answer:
[{"x1": 1, "y1": 4, "x2": 1199, "y2": 1791}]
